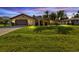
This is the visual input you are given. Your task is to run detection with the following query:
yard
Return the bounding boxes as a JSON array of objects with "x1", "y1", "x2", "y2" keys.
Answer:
[
  {"x1": 0, "y1": 24, "x2": 10, "y2": 28},
  {"x1": 0, "y1": 25, "x2": 79, "y2": 52}
]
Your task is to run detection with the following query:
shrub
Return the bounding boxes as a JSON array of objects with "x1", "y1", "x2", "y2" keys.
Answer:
[
  {"x1": 34, "y1": 26, "x2": 73, "y2": 34},
  {"x1": 56, "y1": 26, "x2": 73, "y2": 34},
  {"x1": 34, "y1": 26, "x2": 47, "y2": 32},
  {"x1": 34, "y1": 26, "x2": 57, "y2": 32},
  {"x1": 54, "y1": 22, "x2": 60, "y2": 26}
]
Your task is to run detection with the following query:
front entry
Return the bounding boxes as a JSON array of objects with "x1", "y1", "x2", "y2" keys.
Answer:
[
  {"x1": 15, "y1": 20, "x2": 28, "y2": 25},
  {"x1": 40, "y1": 21, "x2": 43, "y2": 25}
]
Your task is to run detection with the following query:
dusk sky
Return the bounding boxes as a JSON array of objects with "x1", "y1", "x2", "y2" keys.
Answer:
[{"x1": 0, "y1": 7, "x2": 79, "y2": 18}]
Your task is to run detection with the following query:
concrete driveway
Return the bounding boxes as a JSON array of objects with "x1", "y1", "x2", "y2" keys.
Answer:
[{"x1": 0, "y1": 26, "x2": 24, "y2": 36}]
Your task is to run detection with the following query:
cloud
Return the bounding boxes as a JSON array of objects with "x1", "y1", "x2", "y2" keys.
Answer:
[
  {"x1": 0, "y1": 8, "x2": 20, "y2": 17},
  {"x1": 0, "y1": 7, "x2": 79, "y2": 17}
]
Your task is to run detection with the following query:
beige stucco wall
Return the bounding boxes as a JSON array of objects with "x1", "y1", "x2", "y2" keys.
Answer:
[
  {"x1": 43, "y1": 20, "x2": 50, "y2": 25},
  {"x1": 28, "y1": 19, "x2": 35, "y2": 25},
  {"x1": 37, "y1": 19, "x2": 50, "y2": 25},
  {"x1": 11, "y1": 15, "x2": 35, "y2": 25}
]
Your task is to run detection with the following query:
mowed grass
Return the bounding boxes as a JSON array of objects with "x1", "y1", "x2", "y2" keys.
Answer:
[
  {"x1": 0, "y1": 25, "x2": 79, "y2": 52},
  {"x1": 0, "y1": 24, "x2": 10, "y2": 28}
]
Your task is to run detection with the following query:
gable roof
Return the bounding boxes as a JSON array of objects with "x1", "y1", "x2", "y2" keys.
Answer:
[{"x1": 10, "y1": 14, "x2": 36, "y2": 19}]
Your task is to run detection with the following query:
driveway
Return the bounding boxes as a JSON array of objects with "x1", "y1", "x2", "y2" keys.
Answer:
[{"x1": 0, "y1": 26, "x2": 24, "y2": 36}]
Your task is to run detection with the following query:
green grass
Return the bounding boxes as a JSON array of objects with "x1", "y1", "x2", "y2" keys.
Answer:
[
  {"x1": 0, "y1": 25, "x2": 79, "y2": 52},
  {"x1": 0, "y1": 24, "x2": 10, "y2": 28}
]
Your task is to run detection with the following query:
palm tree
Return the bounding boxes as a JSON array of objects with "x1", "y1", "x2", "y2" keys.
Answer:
[
  {"x1": 49, "y1": 12, "x2": 57, "y2": 20},
  {"x1": 78, "y1": 10, "x2": 79, "y2": 13},
  {"x1": 73, "y1": 10, "x2": 79, "y2": 18},
  {"x1": 45, "y1": 11, "x2": 49, "y2": 16},
  {"x1": 33, "y1": 15, "x2": 36, "y2": 18},
  {"x1": 57, "y1": 10, "x2": 65, "y2": 20},
  {"x1": 44, "y1": 10, "x2": 49, "y2": 20}
]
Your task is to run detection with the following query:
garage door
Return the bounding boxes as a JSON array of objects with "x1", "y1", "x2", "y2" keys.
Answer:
[{"x1": 15, "y1": 20, "x2": 28, "y2": 25}]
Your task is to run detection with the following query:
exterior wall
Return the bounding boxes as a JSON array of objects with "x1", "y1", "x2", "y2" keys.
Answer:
[
  {"x1": 28, "y1": 19, "x2": 35, "y2": 25},
  {"x1": 11, "y1": 15, "x2": 35, "y2": 25},
  {"x1": 68, "y1": 18, "x2": 79, "y2": 25},
  {"x1": 49, "y1": 20, "x2": 55, "y2": 24},
  {"x1": 49, "y1": 20, "x2": 67, "y2": 25},
  {"x1": 11, "y1": 14, "x2": 74, "y2": 26},
  {"x1": 59, "y1": 21, "x2": 68, "y2": 24},
  {"x1": 11, "y1": 19, "x2": 16, "y2": 23},
  {"x1": 37, "y1": 19, "x2": 50, "y2": 26},
  {"x1": 43, "y1": 20, "x2": 50, "y2": 25},
  {"x1": 71, "y1": 20, "x2": 79, "y2": 24},
  {"x1": 68, "y1": 19, "x2": 79, "y2": 25}
]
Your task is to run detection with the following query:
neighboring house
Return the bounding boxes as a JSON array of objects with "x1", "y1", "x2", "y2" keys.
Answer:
[
  {"x1": 57, "y1": 19, "x2": 69, "y2": 25},
  {"x1": 49, "y1": 18, "x2": 69, "y2": 25},
  {"x1": 68, "y1": 18, "x2": 79, "y2": 25}
]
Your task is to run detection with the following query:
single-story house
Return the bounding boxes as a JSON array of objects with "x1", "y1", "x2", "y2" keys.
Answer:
[
  {"x1": 49, "y1": 19, "x2": 69, "y2": 25},
  {"x1": 10, "y1": 14, "x2": 50, "y2": 26},
  {"x1": 9, "y1": 13, "x2": 79, "y2": 25},
  {"x1": 10, "y1": 14, "x2": 36, "y2": 26},
  {"x1": 68, "y1": 18, "x2": 79, "y2": 25},
  {"x1": 50, "y1": 18, "x2": 79, "y2": 25}
]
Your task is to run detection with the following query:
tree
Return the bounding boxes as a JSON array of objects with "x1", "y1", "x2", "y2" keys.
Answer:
[
  {"x1": 49, "y1": 12, "x2": 57, "y2": 20},
  {"x1": 74, "y1": 14, "x2": 79, "y2": 18},
  {"x1": 33, "y1": 15, "x2": 36, "y2": 18},
  {"x1": 73, "y1": 10, "x2": 79, "y2": 18},
  {"x1": 43, "y1": 11, "x2": 49, "y2": 19},
  {"x1": 45, "y1": 11, "x2": 49, "y2": 16},
  {"x1": 3, "y1": 20, "x2": 9, "y2": 26},
  {"x1": 77, "y1": 10, "x2": 79, "y2": 14},
  {"x1": 2, "y1": 17, "x2": 10, "y2": 26},
  {"x1": 0, "y1": 17, "x2": 4, "y2": 24},
  {"x1": 57, "y1": 10, "x2": 65, "y2": 20}
]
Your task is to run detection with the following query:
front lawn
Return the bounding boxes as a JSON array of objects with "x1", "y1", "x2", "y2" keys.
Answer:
[
  {"x1": 0, "y1": 25, "x2": 79, "y2": 52},
  {"x1": 0, "y1": 24, "x2": 10, "y2": 28}
]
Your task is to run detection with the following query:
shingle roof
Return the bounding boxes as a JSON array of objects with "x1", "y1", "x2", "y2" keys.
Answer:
[{"x1": 10, "y1": 14, "x2": 36, "y2": 20}]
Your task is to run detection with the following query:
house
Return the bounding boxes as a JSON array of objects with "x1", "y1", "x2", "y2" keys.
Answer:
[
  {"x1": 11, "y1": 13, "x2": 79, "y2": 26},
  {"x1": 49, "y1": 18, "x2": 69, "y2": 25},
  {"x1": 57, "y1": 19, "x2": 69, "y2": 25},
  {"x1": 68, "y1": 18, "x2": 79, "y2": 25},
  {"x1": 10, "y1": 14, "x2": 36, "y2": 26},
  {"x1": 10, "y1": 14, "x2": 50, "y2": 26}
]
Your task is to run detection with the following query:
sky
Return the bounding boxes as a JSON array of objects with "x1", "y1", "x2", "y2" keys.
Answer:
[{"x1": 0, "y1": 7, "x2": 79, "y2": 18}]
